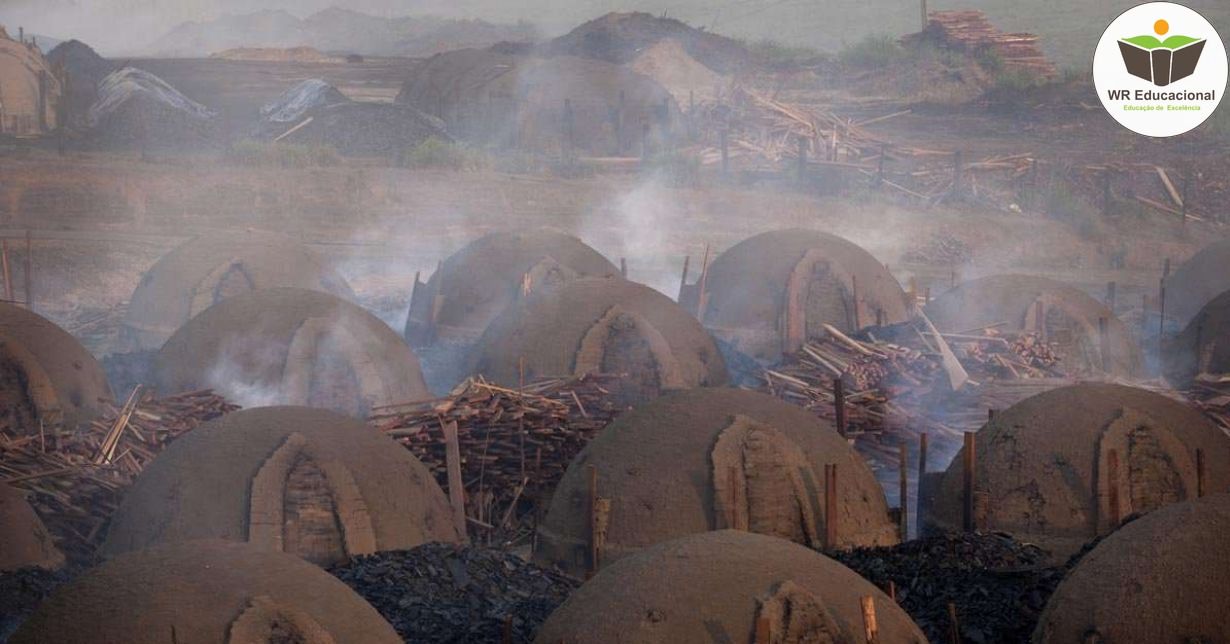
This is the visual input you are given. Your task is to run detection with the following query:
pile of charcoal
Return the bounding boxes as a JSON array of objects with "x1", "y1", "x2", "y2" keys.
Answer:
[
  {"x1": 833, "y1": 532, "x2": 1073, "y2": 643},
  {"x1": 330, "y1": 543, "x2": 579, "y2": 643},
  {"x1": 0, "y1": 567, "x2": 75, "y2": 641}
]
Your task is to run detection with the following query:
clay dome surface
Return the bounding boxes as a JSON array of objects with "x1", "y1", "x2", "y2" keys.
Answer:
[
  {"x1": 0, "y1": 302, "x2": 113, "y2": 433},
  {"x1": 11, "y1": 539, "x2": 401, "y2": 644},
  {"x1": 102, "y1": 406, "x2": 461, "y2": 564},
  {"x1": 122, "y1": 231, "x2": 354, "y2": 351},
  {"x1": 1163, "y1": 238, "x2": 1230, "y2": 326},
  {"x1": 924, "y1": 274, "x2": 1142, "y2": 377},
  {"x1": 471, "y1": 275, "x2": 728, "y2": 405},
  {"x1": 925, "y1": 383, "x2": 1230, "y2": 558},
  {"x1": 698, "y1": 229, "x2": 910, "y2": 363},
  {"x1": 535, "y1": 388, "x2": 897, "y2": 576},
  {"x1": 154, "y1": 287, "x2": 429, "y2": 415},
  {"x1": 1032, "y1": 493, "x2": 1230, "y2": 643},
  {"x1": 1165, "y1": 289, "x2": 1230, "y2": 386},
  {"x1": 405, "y1": 228, "x2": 619, "y2": 346},
  {"x1": 0, "y1": 484, "x2": 64, "y2": 572},
  {"x1": 535, "y1": 530, "x2": 927, "y2": 644}
]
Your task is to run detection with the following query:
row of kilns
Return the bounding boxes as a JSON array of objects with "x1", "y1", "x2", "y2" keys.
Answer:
[{"x1": 3, "y1": 227, "x2": 1229, "y2": 642}]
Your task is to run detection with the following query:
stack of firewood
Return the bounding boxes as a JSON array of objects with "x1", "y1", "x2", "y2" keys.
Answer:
[
  {"x1": 369, "y1": 374, "x2": 623, "y2": 543},
  {"x1": 924, "y1": 10, "x2": 1057, "y2": 79},
  {"x1": 945, "y1": 330, "x2": 1065, "y2": 380},
  {"x1": 0, "y1": 388, "x2": 238, "y2": 563}
]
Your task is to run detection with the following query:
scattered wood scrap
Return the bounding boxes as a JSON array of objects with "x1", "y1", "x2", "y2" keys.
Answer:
[
  {"x1": 369, "y1": 374, "x2": 623, "y2": 545},
  {"x1": 0, "y1": 389, "x2": 238, "y2": 563}
]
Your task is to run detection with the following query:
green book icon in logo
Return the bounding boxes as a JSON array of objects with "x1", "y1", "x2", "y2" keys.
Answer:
[{"x1": 1118, "y1": 33, "x2": 1206, "y2": 86}]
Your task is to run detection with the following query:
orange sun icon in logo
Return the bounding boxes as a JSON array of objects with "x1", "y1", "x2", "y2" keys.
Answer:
[{"x1": 1155, "y1": 19, "x2": 1170, "y2": 35}]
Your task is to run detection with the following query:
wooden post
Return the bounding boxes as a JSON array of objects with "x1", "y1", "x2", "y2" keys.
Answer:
[
  {"x1": 919, "y1": 433, "x2": 929, "y2": 478},
  {"x1": 1106, "y1": 281, "x2": 1117, "y2": 311},
  {"x1": 834, "y1": 378, "x2": 847, "y2": 438},
  {"x1": 1107, "y1": 449, "x2": 1120, "y2": 528},
  {"x1": 824, "y1": 463, "x2": 839, "y2": 549},
  {"x1": 501, "y1": 616, "x2": 513, "y2": 644},
  {"x1": 1196, "y1": 448, "x2": 1206, "y2": 498},
  {"x1": 797, "y1": 136, "x2": 807, "y2": 183},
  {"x1": 678, "y1": 255, "x2": 690, "y2": 298},
  {"x1": 898, "y1": 443, "x2": 909, "y2": 541},
  {"x1": 987, "y1": 408, "x2": 996, "y2": 423},
  {"x1": 588, "y1": 464, "x2": 600, "y2": 574},
  {"x1": 852, "y1": 275, "x2": 862, "y2": 329},
  {"x1": 860, "y1": 596, "x2": 880, "y2": 644},
  {"x1": 947, "y1": 603, "x2": 961, "y2": 644},
  {"x1": 921, "y1": 0, "x2": 929, "y2": 31},
  {"x1": 620, "y1": 258, "x2": 628, "y2": 278},
  {"x1": 22, "y1": 230, "x2": 31, "y2": 308},
  {"x1": 720, "y1": 128, "x2": 729, "y2": 176},
  {"x1": 442, "y1": 420, "x2": 467, "y2": 540},
  {"x1": 888, "y1": 580, "x2": 897, "y2": 601},
  {"x1": 1158, "y1": 276, "x2": 1167, "y2": 349},
  {"x1": 1180, "y1": 171, "x2": 1191, "y2": 224},
  {"x1": 1, "y1": 239, "x2": 12, "y2": 302},
  {"x1": 1098, "y1": 317, "x2": 1110, "y2": 373},
  {"x1": 962, "y1": 432, "x2": 976, "y2": 532}
]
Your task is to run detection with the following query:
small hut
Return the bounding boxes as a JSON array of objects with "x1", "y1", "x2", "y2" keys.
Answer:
[
  {"x1": 1165, "y1": 289, "x2": 1230, "y2": 386},
  {"x1": 154, "y1": 288, "x2": 429, "y2": 416},
  {"x1": 470, "y1": 276, "x2": 728, "y2": 405},
  {"x1": 685, "y1": 229, "x2": 910, "y2": 363},
  {"x1": 10, "y1": 540, "x2": 401, "y2": 644},
  {"x1": 103, "y1": 406, "x2": 461, "y2": 564},
  {"x1": 1032, "y1": 494, "x2": 1230, "y2": 643},
  {"x1": 921, "y1": 384, "x2": 1230, "y2": 559},
  {"x1": 0, "y1": 302, "x2": 113, "y2": 434},
  {"x1": 0, "y1": 484, "x2": 64, "y2": 572},
  {"x1": 1163, "y1": 238, "x2": 1230, "y2": 326},
  {"x1": 536, "y1": 388, "x2": 898, "y2": 576},
  {"x1": 924, "y1": 274, "x2": 1142, "y2": 377},
  {"x1": 535, "y1": 530, "x2": 927, "y2": 644},
  {"x1": 404, "y1": 228, "x2": 619, "y2": 346},
  {"x1": 121, "y1": 231, "x2": 354, "y2": 352},
  {"x1": 0, "y1": 26, "x2": 61, "y2": 136},
  {"x1": 397, "y1": 48, "x2": 679, "y2": 155}
]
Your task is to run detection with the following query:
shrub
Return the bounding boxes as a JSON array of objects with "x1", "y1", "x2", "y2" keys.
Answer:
[
  {"x1": 401, "y1": 137, "x2": 484, "y2": 170},
  {"x1": 228, "y1": 141, "x2": 341, "y2": 167},
  {"x1": 837, "y1": 35, "x2": 907, "y2": 70}
]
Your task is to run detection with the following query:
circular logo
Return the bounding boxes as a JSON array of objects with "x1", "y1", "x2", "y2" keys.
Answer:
[{"x1": 1094, "y1": 2, "x2": 1227, "y2": 138}]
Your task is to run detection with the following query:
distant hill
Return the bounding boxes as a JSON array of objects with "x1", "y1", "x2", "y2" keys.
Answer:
[{"x1": 147, "y1": 7, "x2": 538, "y2": 58}]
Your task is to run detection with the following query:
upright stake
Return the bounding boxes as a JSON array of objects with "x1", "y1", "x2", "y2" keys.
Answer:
[
  {"x1": 852, "y1": 275, "x2": 862, "y2": 329},
  {"x1": 860, "y1": 596, "x2": 880, "y2": 644},
  {"x1": 1180, "y1": 171, "x2": 1191, "y2": 224},
  {"x1": 834, "y1": 378, "x2": 847, "y2": 438},
  {"x1": 1107, "y1": 448, "x2": 1121, "y2": 528},
  {"x1": 442, "y1": 420, "x2": 467, "y2": 540},
  {"x1": 1098, "y1": 317, "x2": 1110, "y2": 373},
  {"x1": 23, "y1": 230, "x2": 31, "y2": 310},
  {"x1": 620, "y1": 257, "x2": 628, "y2": 278},
  {"x1": 824, "y1": 463, "x2": 839, "y2": 549},
  {"x1": 1196, "y1": 448, "x2": 1206, "y2": 498},
  {"x1": 919, "y1": 433, "x2": 929, "y2": 478},
  {"x1": 1106, "y1": 281, "x2": 1117, "y2": 311},
  {"x1": 1158, "y1": 277, "x2": 1167, "y2": 350},
  {"x1": 898, "y1": 443, "x2": 909, "y2": 541},
  {"x1": 962, "y1": 432, "x2": 976, "y2": 532},
  {"x1": 754, "y1": 616, "x2": 771, "y2": 644},
  {"x1": 1, "y1": 239, "x2": 12, "y2": 302},
  {"x1": 921, "y1": 0, "x2": 929, "y2": 31},
  {"x1": 947, "y1": 603, "x2": 961, "y2": 644},
  {"x1": 588, "y1": 464, "x2": 600, "y2": 574}
]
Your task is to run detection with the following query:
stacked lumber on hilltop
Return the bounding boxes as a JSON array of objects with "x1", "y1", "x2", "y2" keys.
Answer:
[
  {"x1": 369, "y1": 374, "x2": 623, "y2": 543},
  {"x1": 0, "y1": 389, "x2": 238, "y2": 563},
  {"x1": 924, "y1": 10, "x2": 1057, "y2": 79}
]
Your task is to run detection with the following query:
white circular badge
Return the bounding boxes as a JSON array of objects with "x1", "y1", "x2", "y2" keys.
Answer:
[{"x1": 1094, "y1": 2, "x2": 1227, "y2": 138}]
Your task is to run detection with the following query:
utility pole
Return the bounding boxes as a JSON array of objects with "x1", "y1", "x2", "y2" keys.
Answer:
[{"x1": 921, "y1": 0, "x2": 929, "y2": 31}]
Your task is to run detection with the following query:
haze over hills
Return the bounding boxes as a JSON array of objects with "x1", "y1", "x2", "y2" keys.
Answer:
[
  {"x1": 2, "y1": 0, "x2": 1228, "y2": 63},
  {"x1": 147, "y1": 7, "x2": 539, "y2": 57}
]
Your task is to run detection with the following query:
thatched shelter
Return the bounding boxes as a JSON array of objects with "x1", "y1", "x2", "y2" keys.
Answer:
[
  {"x1": 0, "y1": 26, "x2": 61, "y2": 136},
  {"x1": 404, "y1": 228, "x2": 619, "y2": 346},
  {"x1": 10, "y1": 540, "x2": 401, "y2": 644},
  {"x1": 122, "y1": 231, "x2": 354, "y2": 352},
  {"x1": 0, "y1": 302, "x2": 113, "y2": 434},
  {"x1": 470, "y1": 276, "x2": 728, "y2": 405},
  {"x1": 0, "y1": 484, "x2": 64, "y2": 572},
  {"x1": 396, "y1": 48, "x2": 679, "y2": 155},
  {"x1": 1163, "y1": 238, "x2": 1230, "y2": 326},
  {"x1": 154, "y1": 288, "x2": 429, "y2": 416},
  {"x1": 536, "y1": 388, "x2": 897, "y2": 576},
  {"x1": 103, "y1": 406, "x2": 460, "y2": 565},
  {"x1": 922, "y1": 384, "x2": 1230, "y2": 559},
  {"x1": 1165, "y1": 289, "x2": 1230, "y2": 387},
  {"x1": 1032, "y1": 493, "x2": 1230, "y2": 643},
  {"x1": 536, "y1": 530, "x2": 926, "y2": 644},
  {"x1": 689, "y1": 229, "x2": 909, "y2": 363},
  {"x1": 923, "y1": 274, "x2": 1142, "y2": 377}
]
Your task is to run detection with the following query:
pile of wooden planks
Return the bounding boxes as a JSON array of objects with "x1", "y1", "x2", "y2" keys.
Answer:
[
  {"x1": 369, "y1": 374, "x2": 623, "y2": 544},
  {"x1": 0, "y1": 388, "x2": 238, "y2": 563},
  {"x1": 944, "y1": 330, "x2": 1065, "y2": 380},
  {"x1": 924, "y1": 10, "x2": 1057, "y2": 79}
]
